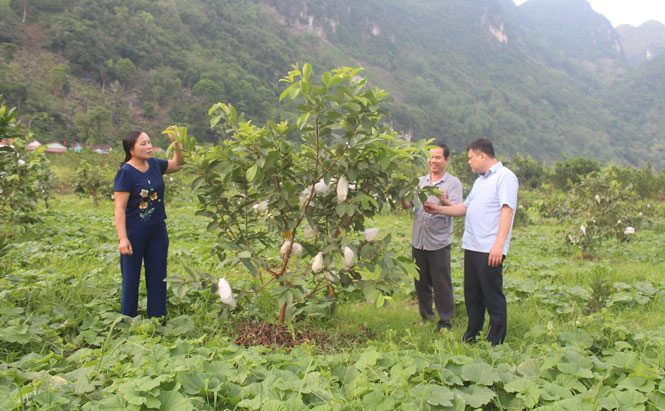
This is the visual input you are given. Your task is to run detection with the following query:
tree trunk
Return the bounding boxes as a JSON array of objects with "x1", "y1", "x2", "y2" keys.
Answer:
[
  {"x1": 22, "y1": 1, "x2": 27, "y2": 23},
  {"x1": 278, "y1": 301, "x2": 287, "y2": 324},
  {"x1": 100, "y1": 69, "x2": 106, "y2": 93}
]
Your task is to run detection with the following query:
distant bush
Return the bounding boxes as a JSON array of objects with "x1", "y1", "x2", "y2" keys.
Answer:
[
  {"x1": 602, "y1": 162, "x2": 665, "y2": 201},
  {"x1": 511, "y1": 152, "x2": 547, "y2": 190},
  {"x1": 74, "y1": 160, "x2": 113, "y2": 205},
  {"x1": 563, "y1": 168, "x2": 641, "y2": 258},
  {"x1": 0, "y1": 98, "x2": 53, "y2": 224},
  {"x1": 551, "y1": 156, "x2": 601, "y2": 189}
]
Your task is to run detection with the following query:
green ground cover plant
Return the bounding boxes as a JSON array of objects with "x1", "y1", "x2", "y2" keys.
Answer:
[{"x1": 1, "y1": 189, "x2": 664, "y2": 409}]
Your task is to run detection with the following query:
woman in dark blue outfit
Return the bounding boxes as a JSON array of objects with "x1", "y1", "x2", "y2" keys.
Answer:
[{"x1": 113, "y1": 129, "x2": 183, "y2": 319}]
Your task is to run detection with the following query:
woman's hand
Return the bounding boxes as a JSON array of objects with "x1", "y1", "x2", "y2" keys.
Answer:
[
  {"x1": 118, "y1": 237, "x2": 133, "y2": 255},
  {"x1": 164, "y1": 125, "x2": 184, "y2": 173},
  {"x1": 166, "y1": 125, "x2": 180, "y2": 142}
]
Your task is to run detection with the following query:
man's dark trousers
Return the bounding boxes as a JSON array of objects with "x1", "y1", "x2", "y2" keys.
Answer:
[
  {"x1": 412, "y1": 245, "x2": 453, "y2": 328},
  {"x1": 462, "y1": 249, "x2": 506, "y2": 345}
]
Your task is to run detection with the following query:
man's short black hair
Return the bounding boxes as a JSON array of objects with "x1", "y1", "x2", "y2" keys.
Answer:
[
  {"x1": 432, "y1": 141, "x2": 450, "y2": 158},
  {"x1": 466, "y1": 138, "x2": 495, "y2": 158}
]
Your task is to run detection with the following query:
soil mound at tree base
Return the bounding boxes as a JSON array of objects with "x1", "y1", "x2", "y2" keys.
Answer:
[{"x1": 233, "y1": 321, "x2": 373, "y2": 351}]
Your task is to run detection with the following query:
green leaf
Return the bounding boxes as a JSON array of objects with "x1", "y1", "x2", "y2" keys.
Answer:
[
  {"x1": 289, "y1": 86, "x2": 301, "y2": 99},
  {"x1": 540, "y1": 381, "x2": 571, "y2": 401},
  {"x1": 322, "y1": 72, "x2": 332, "y2": 87},
  {"x1": 606, "y1": 352, "x2": 638, "y2": 370},
  {"x1": 460, "y1": 363, "x2": 501, "y2": 386},
  {"x1": 424, "y1": 385, "x2": 454, "y2": 407},
  {"x1": 362, "y1": 390, "x2": 395, "y2": 410},
  {"x1": 123, "y1": 391, "x2": 148, "y2": 406},
  {"x1": 278, "y1": 290, "x2": 293, "y2": 309},
  {"x1": 297, "y1": 112, "x2": 311, "y2": 129},
  {"x1": 648, "y1": 390, "x2": 665, "y2": 410},
  {"x1": 598, "y1": 388, "x2": 647, "y2": 410},
  {"x1": 557, "y1": 360, "x2": 593, "y2": 379},
  {"x1": 246, "y1": 164, "x2": 259, "y2": 182},
  {"x1": 354, "y1": 349, "x2": 381, "y2": 369},
  {"x1": 166, "y1": 140, "x2": 175, "y2": 158},
  {"x1": 178, "y1": 372, "x2": 205, "y2": 395},
  {"x1": 438, "y1": 369, "x2": 464, "y2": 386},
  {"x1": 191, "y1": 176, "x2": 204, "y2": 191},
  {"x1": 342, "y1": 102, "x2": 361, "y2": 113},
  {"x1": 279, "y1": 84, "x2": 294, "y2": 102},
  {"x1": 206, "y1": 221, "x2": 218, "y2": 232},
  {"x1": 344, "y1": 203, "x2": 355, "y2": 216},
  {"x1": 135, "y1": 376, "x2": 163, "y2": 392},
  {"x1": 504, "y1": 378, "x2": 542, "y2": 408},
  {"x1": 158, "y1": 390, "x2": 192, "y2": 411},
  {"x1": 359, "y1": 280, "x2": 379, "y2": 303},
  {"x1": 617, "y1": 376, "x2": 655, "y2": 393},
  {"x1": 145, "y1": 396, "x2": 161, "y2": 409},
  {"x1": 555, "y1": 373, "x2": 587, "y2": 393},
  {"x1": 329, "y1": 75, "x2": 347, "y2": 88},
  {"x1": 241, "y1": 258, "x2": 257, "y2": 277},
  {"x1": 302, "y1": 63, "x2": 312, "y2": 80},
  {"x1": 457, "y1": 385, "x2": 495, "y2": 408},
  {"x1": 517, "y1": 359, "x2": 542, "y2": 378},
  {"x1": 264, "y1": 151, "x2": 280, "y2": 169}
]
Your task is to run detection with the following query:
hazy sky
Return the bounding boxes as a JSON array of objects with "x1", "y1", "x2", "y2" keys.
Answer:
[{"x1": 513, "y1": 0, "x2": 665, "y2": 27}]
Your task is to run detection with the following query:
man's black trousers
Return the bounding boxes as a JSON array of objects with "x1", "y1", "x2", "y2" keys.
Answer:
[
  {"x1": 412, "y1": 245, "x2": 453, "y2": 328},
  {"x1": 462, "y1": 249, "x2": 506, "y2": 345}
]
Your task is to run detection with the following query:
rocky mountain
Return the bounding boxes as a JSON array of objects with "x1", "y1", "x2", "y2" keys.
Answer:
[
  {"x1": 516, "y1": 0, "x2": 628, "y2": 83},
  {"x1": 264, "y1": 0, "x2": 630, "y2": 161},
  {"x1": 604, "y1": 52, "x2": 665, "y2": 163},
  {"x1": 1, "y1": 0, "x2": 664, "y2": 167},
  {"x1": 616, "y1": 21, "x2": 665, "y2": 66}
]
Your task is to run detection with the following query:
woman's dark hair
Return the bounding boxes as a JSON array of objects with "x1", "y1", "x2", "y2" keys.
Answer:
[{"x1": 121, "y1": 130, "x2": 143, "y2": 164}]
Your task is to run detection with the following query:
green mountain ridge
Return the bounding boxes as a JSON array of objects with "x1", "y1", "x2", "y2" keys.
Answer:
[
  {"x1": 1, "y1": 0, "x2": 664, "y2": 167},
  {"x1": 616, "y1": 21, "x2": 665, "y2": 66}
]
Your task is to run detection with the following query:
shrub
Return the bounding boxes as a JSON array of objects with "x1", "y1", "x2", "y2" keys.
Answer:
[
  {"x1": 511, "y1": 152, "x2": 547, "y2": 190},
  {"x1": 172, "y1": 64, "x2": 428, "y2": 323},
  {"x1": 564, "y1": 168, "x2": 641, "y2": 258},
  {"x1": 603, "y1": 162, "x2": 665, "y2": 201},
  {"x1": 0, "y1": 98, "x2": 53, "y2": 225},
  {"x1": 551, "y1": 156, "x2": 601, "y2": 189},
  {"x1": 73, "y1": 160, "x2": 113, "y2": 204}
]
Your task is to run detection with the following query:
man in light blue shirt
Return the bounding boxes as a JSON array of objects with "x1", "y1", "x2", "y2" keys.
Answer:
[{"x1": 424, "y1": 138, "x2": 518, "y2": 345}]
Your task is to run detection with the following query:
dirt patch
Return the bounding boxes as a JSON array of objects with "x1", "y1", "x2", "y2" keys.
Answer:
[
  {"x1": 578, "y1": 253, "x2": 601, "y2": 261},
  {"x1": 233, "y1": 321, "x2": 374, "y2": 352}
]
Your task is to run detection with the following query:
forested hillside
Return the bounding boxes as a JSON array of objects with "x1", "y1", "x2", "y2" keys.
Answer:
[
  {"x1": 616, "y1": 21, "x2": 665, "y2": 66},
  {"x1": 1, "y1": 0, "x2": 664, "y2": 167}
]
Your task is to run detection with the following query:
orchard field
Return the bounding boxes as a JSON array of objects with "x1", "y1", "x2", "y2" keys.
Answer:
[
  {"x1": 3, "y1": 66, "x2": 665, "y2": 409},
  {"x1": 2, "y1": 163, "x2": 665, "y2": 409}
]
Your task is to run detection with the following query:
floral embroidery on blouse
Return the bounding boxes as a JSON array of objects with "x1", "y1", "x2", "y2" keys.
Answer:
[{"x1": 138, "y1": 180, "x2": 162, "y2": 222}]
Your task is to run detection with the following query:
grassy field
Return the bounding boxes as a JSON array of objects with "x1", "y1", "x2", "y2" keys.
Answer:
[{"x1": 2, "y1": 193, "x2": 665, "y2": 409}]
